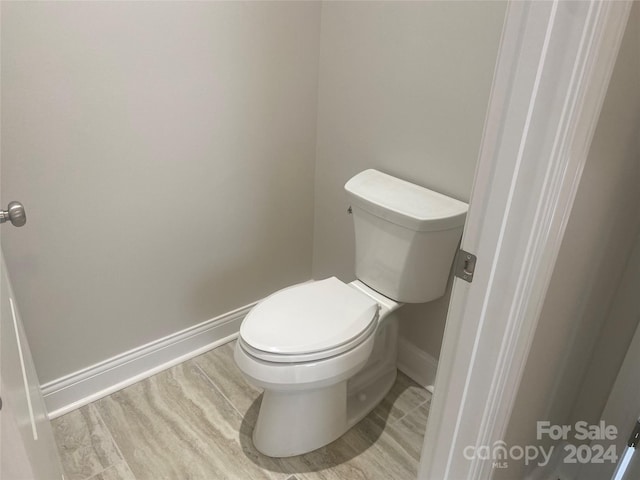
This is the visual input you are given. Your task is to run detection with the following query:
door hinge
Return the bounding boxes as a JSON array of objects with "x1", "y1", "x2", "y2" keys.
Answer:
[
  {"x1": 627, "y1": 419, "x2": 640, "y2": 448},
  {"x1": 455, "y1": 249, "x2": 477, "y2": 283}
]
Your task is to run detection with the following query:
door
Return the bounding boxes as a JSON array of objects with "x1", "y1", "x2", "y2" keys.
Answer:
[
  {"x1": 417, "y1": 1, "x2": 633, "y2": 478},
  {"x1": 0, "y1": 202, "x2": 63, "y2": 479}
]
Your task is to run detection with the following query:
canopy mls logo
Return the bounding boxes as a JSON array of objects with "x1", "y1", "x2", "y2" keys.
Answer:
[
  {"x1": 463, "y1": 441, "x2": 553, "y2": 468},
  {"x1": 463, "y1": 421, "x2": 619, "y2": 468}
]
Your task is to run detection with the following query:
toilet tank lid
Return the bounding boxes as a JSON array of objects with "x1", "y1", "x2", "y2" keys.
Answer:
[{"x1": 345, "y1": 169, "x2": 468, "y2": 232}]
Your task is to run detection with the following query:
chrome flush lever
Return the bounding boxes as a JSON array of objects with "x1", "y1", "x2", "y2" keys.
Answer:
[{"x1": 0, "y1": 201, "x2": 27, "y2": 227}]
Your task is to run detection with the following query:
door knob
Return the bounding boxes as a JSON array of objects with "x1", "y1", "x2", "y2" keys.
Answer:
[{"x1": 0, "y1": 201, "x2": 26, "y2": 227}]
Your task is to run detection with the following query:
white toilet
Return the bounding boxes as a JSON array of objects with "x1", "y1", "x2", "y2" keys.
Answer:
[{"x1": 234, "y1": 169, "x2": 468, "y2": 457}]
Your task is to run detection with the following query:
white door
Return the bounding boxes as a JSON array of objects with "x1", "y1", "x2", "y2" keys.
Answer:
[
  {"x1": 417, "y1": 1, "x2": 633, "y2": 478},
  {"x1": 1, "y1": 202, "x2": 63, "y2": 479}
]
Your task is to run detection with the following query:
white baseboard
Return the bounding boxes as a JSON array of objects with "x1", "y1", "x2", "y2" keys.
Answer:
[
  {"x1": 397, "y1": 336, "x2": 439, "y2": 393},
  {"x1": 43, "y1": 302, "x2": 439, "y2": 419},
  {"x1": 42, "y1": 302, "x2": 256, "y2": 419}
]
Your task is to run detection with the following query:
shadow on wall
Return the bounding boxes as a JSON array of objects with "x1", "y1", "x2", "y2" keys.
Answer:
[{"x1": 399, "y1": 268, "x2": 456, "y2": 360}]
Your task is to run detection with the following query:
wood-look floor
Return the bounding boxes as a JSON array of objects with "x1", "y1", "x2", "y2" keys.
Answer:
[{"x1": 52, "y1": 341, "x2": 431, "y2": 480}]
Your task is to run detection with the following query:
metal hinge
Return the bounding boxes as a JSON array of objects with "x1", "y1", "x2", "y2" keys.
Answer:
[
  {"x1": 455, "y1": 249, "x2": 477, "y2": 283},
  {"x1": 627, "y1": 419, "x2": 640, "y2": 448}
]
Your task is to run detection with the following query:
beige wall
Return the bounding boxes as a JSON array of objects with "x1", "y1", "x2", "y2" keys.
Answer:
[
  {"x1": 567, "y1": 2, "x2": 640, "y2": 423},
  {"x1": 311, "y1": 1, "x2": 507, "y2": 359},
  {"x1": 1, "y1": 2, "x2": 321, "y2": 384},
  {"x1": 2, "y1": 0, "x2": 509, "y2": 387},
  {"x1": 571, "y1": 230, "x2": 640, "y2": 427},
  {"x1": 497, "y1": 5, "x2": 640, "y2": 477}
]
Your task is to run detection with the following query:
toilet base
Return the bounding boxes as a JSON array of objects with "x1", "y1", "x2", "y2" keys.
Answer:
[
  {"x1": 250, "y1": 315, "x2": 400, "y2": 458},
  {"x1": 347, "y1": 367, "x2": 396, "y2": 428},
  {"x1": 253, "y1": 381, "x2": 347, "y2": 457}
]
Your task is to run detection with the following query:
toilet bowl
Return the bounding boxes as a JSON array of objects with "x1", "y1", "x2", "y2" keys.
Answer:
[
  {"x1": 234, "y1": 169, "x2": 468, "y2": 457},
  {"x1": 234, "y1": 277, "x2": 401, "y2": 457}
]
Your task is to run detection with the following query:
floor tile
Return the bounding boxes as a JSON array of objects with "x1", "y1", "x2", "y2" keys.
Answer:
[
  {"x1": 192, "y1": 340, "x2": 262, "y2": 426},
  {"x1": 281, "y1": 437, "x2": 369, "y2": 480},
  {"x1": 52, "y1": 404, "x2": 122, "y2": 480},
  {"x1": 271, "y1": 408, "x2": 414, "y2": 480},
  {"x1": 86, "y1": 462, "x2": 136, "y2": 480},
  {"x1": 341, "y1": 414, "x2": 417, "y2": 479},
  {"x1": 386, "y1": 400, "x2": 430, "y2": 461},
  {"x1": 370, "y1": 371, "x2": 430, "y2": 425},
  {"x1": 95, "y1": 362, "x2": 275, "y2": 480},
  {"x1": 53, "y1": 341, "x2": 431, "y2": 480}
]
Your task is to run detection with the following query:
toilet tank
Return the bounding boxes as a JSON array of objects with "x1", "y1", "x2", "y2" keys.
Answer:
[{"x1": 345, "y1": 169, "x2": 468, "y2": 303}]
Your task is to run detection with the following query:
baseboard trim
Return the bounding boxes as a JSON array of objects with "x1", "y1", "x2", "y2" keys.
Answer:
[
  {"x1": 397, "y1": 336, "x2": 439, "y2": 393},
  {"x1": 42, "y1": 302, "x2": 256, "y2": 419},
  {"x1": 44, "y1": 302, "x2": 439, "y2": 418}
]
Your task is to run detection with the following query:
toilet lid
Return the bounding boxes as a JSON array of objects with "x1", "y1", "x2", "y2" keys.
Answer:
[{"x1": 240, "y1": 277, "x2": 379, "y2": 356}]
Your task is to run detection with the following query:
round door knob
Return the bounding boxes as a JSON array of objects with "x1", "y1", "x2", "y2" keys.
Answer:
[{"x1": 0, "y1": 201, "x2": 27, "y2": 227}]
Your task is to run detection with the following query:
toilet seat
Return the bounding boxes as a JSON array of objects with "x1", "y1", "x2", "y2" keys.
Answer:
[
  {"x1": 238, "y1": 319, "x2": 377, "y2": 363},
  {"x1": 239, "y1": 277, "x2": 379, "y2": 363}
]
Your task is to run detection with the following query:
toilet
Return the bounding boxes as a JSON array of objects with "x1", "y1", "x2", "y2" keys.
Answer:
[{"x1": 234, "y1": 168, "x2": 468, "y2": 457}]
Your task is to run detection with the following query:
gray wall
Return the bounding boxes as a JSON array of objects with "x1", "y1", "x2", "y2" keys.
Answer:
[
  {"x1": 1, "y1": 0, "x2": 509, "y2": 387},
  {"x1": 571, "y1": 231, "x2": 640, "y2": 427},
  {"x1": 497, "y1": 5, "x2": 640, "y2": 477},
  {"x1": 311, "y1": 1, "x2": 507, "y2": 359},
  {"x1": 567, "y1": 1, "x2": 640, "y2": 428},
  {"x1": 1, "y1": 2, "x2": 321, "y2": 384}
]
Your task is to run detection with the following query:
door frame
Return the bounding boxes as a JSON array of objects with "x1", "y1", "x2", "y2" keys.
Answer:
[
  {"x1": 417, "y1": 1, "x2": 633, "y2": 478},
  {"x1": 1, "y1": 253, "x2": 65, "y2": 479}
]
